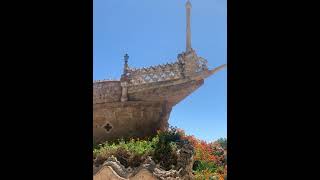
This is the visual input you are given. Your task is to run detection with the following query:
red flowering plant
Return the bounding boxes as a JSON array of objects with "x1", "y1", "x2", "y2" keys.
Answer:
[
  {"x1": 209, "y1": 142, "x2": 225, "y2": 167},
  {"x1": 178, "y1": 130, "x2": 216, "y2": 163},
  {"x1": 177, "y1": 129, "x2": 227, "y2": 179}
]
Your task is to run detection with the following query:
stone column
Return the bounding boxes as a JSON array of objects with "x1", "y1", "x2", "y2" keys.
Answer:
[
  {"x1": 186, "y1": 0, "x2": 192, "y2": 52},
  {"x1": 120, "y1": 81, "x2": 128, "y2": 102},
  {"x1": 121, "y1": 54, "x2": 129, "y2": 102}
]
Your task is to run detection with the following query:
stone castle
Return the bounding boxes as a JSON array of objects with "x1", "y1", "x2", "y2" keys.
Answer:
[{"x1": 93, "y1": 0, "x2": 226, "y2": 144}]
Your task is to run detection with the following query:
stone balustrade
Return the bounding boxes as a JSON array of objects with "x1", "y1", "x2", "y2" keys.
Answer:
[
  {"x1": 122, "y1": 51, "x2": 209, "y2": 86},
  {"x1": 126, "y1": 61, "x2": 183, "y2": 86}
]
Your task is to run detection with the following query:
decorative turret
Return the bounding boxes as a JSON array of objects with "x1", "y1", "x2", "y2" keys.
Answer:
[{"x1": 122, "y1": 53, "x2": 129, "y2": 76}]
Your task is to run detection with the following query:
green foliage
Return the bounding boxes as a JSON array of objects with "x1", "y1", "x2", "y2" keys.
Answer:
[
  {"x1": 215, "y1": 138, "x2": 227, "y2": 150},
  {"x1": 93, "y1": 128, "x2": 227, "y2": 179},
  {"x1": 194, "y1": 160, "x2": 217, "y2": 173},
  {"x1": 193, "y1": 162, "x2": 225, "y2": 180},
  {"x1": 187, "y1": 136, "x2": 227, "y2": 179},
  {"x1": 93, "y1": 137, "x2": 158, "y2": 167},
  {"x1": 213, "y1": 150, "x2": 224, "y2": 157},
  {"x1": 93, "y1": 127, "x2": 182, "y2": 170},
  {"x1": 153, "y1": 127, "x2": 181, "y2": 170},
  {"x1": 157, "y1": 127, "x2": 181, "y2": 144}
]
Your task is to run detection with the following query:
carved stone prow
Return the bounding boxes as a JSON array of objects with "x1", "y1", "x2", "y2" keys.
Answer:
[{"x1": 190, "y1": 64, "x2": 227, "y2": 81}]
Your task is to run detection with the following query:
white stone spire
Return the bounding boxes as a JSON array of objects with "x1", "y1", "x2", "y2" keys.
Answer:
[{"x1": 186, "y1": 0, "x2": 192, "y2": 52}]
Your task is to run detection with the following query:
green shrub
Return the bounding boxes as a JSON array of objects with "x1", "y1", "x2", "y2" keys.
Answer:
[
  {"x1": 216, "y1": 138, "x2": 227, "y2": 150},
  {"x1": 153, "y1": 127, "x2": 182, "y2": 170},
  {"x1": 194, "y1": 160, "x2": 217, "y2": 173},
  {"x1": 193, "y1": 160, "x2": 219, "y2": 180},
  {"x1": 93, "y1": 138, "x2": 157, "y2": 167}
]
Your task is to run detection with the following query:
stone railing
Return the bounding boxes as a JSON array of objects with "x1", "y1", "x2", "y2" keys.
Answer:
[
  {"x1": 126, "y1": 61, "x2": 183, "y2": 86},
  {"x1": 124, "y1": 51, "x2": 209, "y2": 86},
  {"x1": 93, "y1": 51, "x2": 211, "y2": 90}
]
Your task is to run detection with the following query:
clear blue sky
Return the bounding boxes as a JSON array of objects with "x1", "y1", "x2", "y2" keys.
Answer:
[{"x1": 94, "y1": 0, "x2": 227, "y2": 142}]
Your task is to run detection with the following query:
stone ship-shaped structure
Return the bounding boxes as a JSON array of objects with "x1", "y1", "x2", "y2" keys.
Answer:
[{"x1": 93, "y1": 1, "x2": 226, "y2": 143}]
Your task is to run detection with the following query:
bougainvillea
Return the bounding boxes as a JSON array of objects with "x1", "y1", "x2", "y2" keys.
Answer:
[{"x1": 178, "y1": 129, "x2": 227, "y2": 179}]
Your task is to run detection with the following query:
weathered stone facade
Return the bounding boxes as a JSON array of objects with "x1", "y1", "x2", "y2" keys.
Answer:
[
  {"x1": 93, "y1": 1, "x2": 226, "y2": 143},
  {"x1": 93, "y1": 101, "x2": 168, "y2": 143},
  {"x1": 93, "y1": 50, "x2": 226, "y2": 143}
]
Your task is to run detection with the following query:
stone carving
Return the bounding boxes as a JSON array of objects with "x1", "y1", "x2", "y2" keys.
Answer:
[
  {"x1": 93, "y1": 140, "x2": 195, "y2": 180},
  {"x1": 126, "y1": 61, "x2": 182, "y2": 85},
  {"x1": 103, "y1": 123, "x2": 112, "y2": 132},
  {"x1": 176, "y1": 141, "x2": 195, "y2": 179},
  {"x1": 122, "y1": 50, "x2": 209, "y2": 86},
  {"x1": 93, "y1": 50, "x2": 225, "y2": 143},
  {"x1": 93, "y1": 0, "x2": 226, "y2": 143}
]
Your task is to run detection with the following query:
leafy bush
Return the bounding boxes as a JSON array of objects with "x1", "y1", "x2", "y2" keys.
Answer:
[
  {"x1": 216, "y1": 138, "x2": 227, "y2": 150},
  {"x1": 193, "y1": 161, "x2": 225, "y2": 180},
  {"x1": 153, "y1": 127, "x2": 181, "y2": 170},
  {"x1": 194, "y1": 160, "x2": 217, "y2": 173},
  {"x1": 93, "y1": 138, "x2": 157, "y2": 167},
  {"x1": 93, "y1": 127, "x2": 182, "y2": 169}
]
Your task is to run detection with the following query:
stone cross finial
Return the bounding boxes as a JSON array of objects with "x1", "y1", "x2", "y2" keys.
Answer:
[
  {"x1": 123, "y1": 53, "x2": 129, "y2": 75},
  {"x1": 124, "y1": 53, "x2": 129, "y2": 63},
  {"x1": 186, "y1": 0, "x2": 192, "y2": 52}
]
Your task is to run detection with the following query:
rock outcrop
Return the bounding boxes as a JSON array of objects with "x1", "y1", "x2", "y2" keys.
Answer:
[{"x1": 93, "y1": 141, "x2": 195, "y2": 180}]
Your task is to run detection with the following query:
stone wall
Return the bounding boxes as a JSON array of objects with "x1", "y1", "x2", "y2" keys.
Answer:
[
  {"x1": 128, "y1": 79, "x2": 203, "y2": 107},
  {"x1": 93, "y1": 78, "x2": 205, "y2": 143},
  {"x1": 92, "y1": 49, "x2": 225, "y2": 143},
  {"x1": 93, "y1": 101, "x2": 170, "y2": 143},
  {"x1": 93, "y1": 81, "x2": 122, "y2": 104}
]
